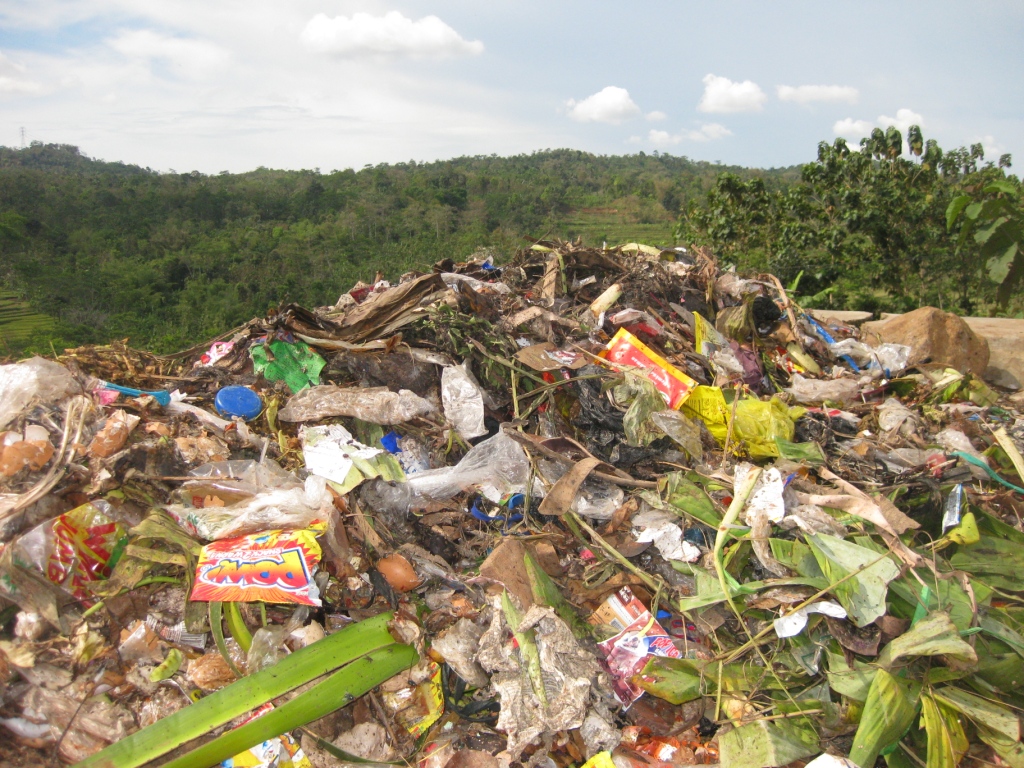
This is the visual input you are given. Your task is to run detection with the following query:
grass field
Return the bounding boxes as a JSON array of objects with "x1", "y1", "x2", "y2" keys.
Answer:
[{"x1": 0, "y1": 291, "x2": 55, "y2": 353}]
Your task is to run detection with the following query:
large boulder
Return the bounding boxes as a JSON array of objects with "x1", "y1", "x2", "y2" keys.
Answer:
[{"x1": 861, "y1": 307, "x2": 989, "y2": 376}]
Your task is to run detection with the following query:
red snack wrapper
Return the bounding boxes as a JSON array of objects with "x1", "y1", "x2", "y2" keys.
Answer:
[
  {"x1": 46, "y1": 501, "x2": 126, "y2": 604},
  {"x1": 601, "y1": 328, "x2": 696, "y2": 409},
  {"x1": 190, "y1": 528, "x2": 322, "y2": 606}
]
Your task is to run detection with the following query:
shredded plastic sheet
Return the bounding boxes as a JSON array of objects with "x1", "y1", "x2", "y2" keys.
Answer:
[{"x1": 191, "y1": 527, "x2": 323, "y2": 606}]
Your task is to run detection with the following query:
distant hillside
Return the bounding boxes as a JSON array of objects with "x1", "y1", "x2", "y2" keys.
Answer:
[{"x1": 0, "y1": 144, "x2": 798, "y2": 354}]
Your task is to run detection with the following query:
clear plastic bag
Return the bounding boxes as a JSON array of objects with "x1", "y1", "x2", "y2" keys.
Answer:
[
  {"x1": 0, "y1": 358, "x2": 80, "y2": 431},
  {"x1": 441, "y1": 362, "x2": 488, "y2": 440},
  {"x1": 785, "y1": 373, "x2": 866, "y2": 406},
  {"x1": 361, "y1": 430, "x2": 530, "y2": 515},
  {"x1": 165, "y1": 460, "x2": 333, "y2": 540}
]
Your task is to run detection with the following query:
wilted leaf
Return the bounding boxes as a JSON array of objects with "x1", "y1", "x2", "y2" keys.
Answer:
[
  {"x1": 849, "y1": 669, "x2": 920, "y2": 768},
  {"x1": 934, "y1": 686, "x2": 1020, "y2": 742},
  {"x1": 719, "y1": 716, "x2": 819, "y2": 768},
  {"x1": 806, "y1": 533, "x2": 900, "y2": 627},
  {"x1": 876, "y1": 612, "x2": 977, "y2": 669},
  {"x1": 921, "y1": 693, "x2": 968, "y2": 768}
]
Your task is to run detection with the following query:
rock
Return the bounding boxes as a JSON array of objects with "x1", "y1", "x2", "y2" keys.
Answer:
[
  {"x1": 963, "y1": 317, "x2": 1024, "y2": 390},
  {"x1": 861, "y1": 307, "x2": 989, "y2": 376},
  {"x1": 808, "y1": 309, "x2": 874, "y2": 327}
]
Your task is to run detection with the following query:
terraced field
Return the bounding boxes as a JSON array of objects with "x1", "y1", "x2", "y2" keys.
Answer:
[
  {"x1": 556, "y1": 208, "x2": 677, "y2": 248},
  {"x1": 0, "y1": 291, "x2": 55, "y2": 351}
]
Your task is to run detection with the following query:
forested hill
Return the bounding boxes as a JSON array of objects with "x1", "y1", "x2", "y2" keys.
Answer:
[{"x1": 0, "y1": 143, "x2": 796, "y2": 354}]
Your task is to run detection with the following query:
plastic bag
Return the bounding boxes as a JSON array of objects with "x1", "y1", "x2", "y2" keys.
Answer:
[
  {"x1": 829, "y1": 339, "x2": 911, "y2": 375},
  {"x1": 0, "y1": 500, "x2": 126, "y2": 629},
  {"x1": 441, "y1": 362, "x2": 488, "y2": 440},
  {"x1": 360, "y1": 430, "x2": 530, "y2": 514},
  {"x1": 278, "y1": 385, "x2": 434, "y2": 425},
  {"x1": 440, "y1": 272, "x2": 512, "y2": 294},
  {"x1": 165, "y1": 462, "x2": 332, "y2": 540},
  {"x1": 785, "y1": 373, "x2": 866, "y2": 406},
  {"x1": 0, "y1": 357, "x2": 80, "y2": 431},
  {"x1": 682, "y1": 386, "x2": 797, "y2": 458},
  {"x1": 650, "y1": 410, "x2": 702, "y2": 460}
]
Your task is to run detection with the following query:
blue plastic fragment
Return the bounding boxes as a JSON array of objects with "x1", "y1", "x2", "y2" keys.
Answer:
[
  {"x1": 214, "y1": 385, "x2": 263, "y2": 421},
  {"x1": 380, "y1": 431, "x2": 401, "y2": 453}
]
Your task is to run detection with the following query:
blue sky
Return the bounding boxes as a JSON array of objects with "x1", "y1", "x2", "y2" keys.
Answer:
[{"x1": 0, "y1": 1, "x2": 1020, "y2": 173}]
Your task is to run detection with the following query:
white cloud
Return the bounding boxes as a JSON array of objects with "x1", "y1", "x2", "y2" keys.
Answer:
[
  {"x1": 0, "y1": 50, "x2": 42, "y2": 94},
  {"x1": 107, "y1": 30, "x2": 229, "y2": 79},
  {"x1": 645, "y1": 110, "x2": 667, "y2": 121},
  {"x1": 647, "y1": 123, "x2": 732, "y2": 147},
  {"x1": 302, "y1": 11, "x2": 483, "y2": 57},
  {"x1": 566, "y1": 86, "x2": 641, "y2": 124},
  {"x1": 832, "y1": 117, "x2": 874, "y2": 139},
  {"x1": 697, "y1": 74, "x2": 766, "y2": 113},
  {"x1": 879, "y1": 107, "x2": 924, "y2": 133},
  {"x1": 777, "y1": 84, "x2": 858, "y2": 105},
  {"x1": 834, "y1": 108, "x2": 925, "y2": 142}
]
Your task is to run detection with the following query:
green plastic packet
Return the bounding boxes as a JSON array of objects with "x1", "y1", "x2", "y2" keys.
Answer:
[{"x1": 251, "y1": 340, "x2": 325, "y2": 393}]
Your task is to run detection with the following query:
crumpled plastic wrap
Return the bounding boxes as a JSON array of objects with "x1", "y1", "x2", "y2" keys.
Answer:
[
  {"x1": 360, "y1": 430, "x2": 531, "y2": 514},
  {"x1": 829, "y1": 339, "x2": 912, "y2": 375},
  {"x1": 785, "y1": 373, "x2": 866, "y2": 406},
  {"x1": 277, "y1": 385, "x2": 435, "y2": 425},
  {"x1": 442, "y1": 362, "x2": 488, "y2": 440},
  {"x1": 476, "y1": 602, "x2": 619, "y2": 759},
  {"x1": 165, "y1": 460, "x2": 333, "y2": 540},
  {"x1": 0, "y1": 357, "x2": 81, "y2": 431}
]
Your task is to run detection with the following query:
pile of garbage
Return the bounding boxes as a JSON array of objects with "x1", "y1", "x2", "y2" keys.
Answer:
[{"x1": 2, "y1": 240, "x2": 1023, "y2": 768}]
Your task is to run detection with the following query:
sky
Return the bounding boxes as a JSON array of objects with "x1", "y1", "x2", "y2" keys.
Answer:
[{"x1": 0, "y1": 1, "x2": 1021, "y2": 174}]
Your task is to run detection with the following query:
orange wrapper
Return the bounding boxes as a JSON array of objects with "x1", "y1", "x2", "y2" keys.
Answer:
[
  {"x1": 601, "y1": 328, "x2": 696, "y2": 409},
  {"x1": 191, "y1": 528, "x2": 322, "y2": 606}
]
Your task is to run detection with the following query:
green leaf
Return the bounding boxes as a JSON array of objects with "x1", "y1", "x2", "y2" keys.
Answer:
[
  {"x1": 806, "y1": 533, "x2": 900, "y2": 627},
  {"x1": 160, "y1": 644, "x2": 418, "y2": 768},
  {"x1": 825, "y1": 651, "x2": 875, "y2": 702},
  {"x1": 849, "y1": 669, "x2": 920, "y2": 768},
  {"x1": 645, "y1": 471, "x2": 722, "y2": 528},
  {"x1": 876, "y1": 612, "x2": 978, "y2": 669},
  {"x1": 209, "y1": 601, "x2": 242, "y2": 678},
  {"x1": 524, "y1": 549, "x2": 592, "y2": 640},
  {"x1": 946, "y1": 195, "x2": 970, "y2": 231},
  {"x1": 718, "y1": 716, "x2": 819, "y2": 768},
  {"x1": 974, "y1": 215, "x2": 1009, "y2": 245},
  {"x1": 635, "y1": 656, "x2": 782, "y2": 705},
  {"x1": 933, "y1": 686, "x2": 1020, "y2": 741},
  {"x1": 984, "y1": 180, "x2": 1018, "y2": 196},
  {"x1": 987, "y1": 242, "x2": 1019, "y2": 285},
  {"x1": 965, "y1": 201, "x2": 984, "y2": 220},
  {"x1": 770, "y1": 538, "x2": 822, "y2": 577},
  {"x1": 921, "y1": 693, "x2": 968, "y2": 768},
  {"x1": 76, "y1": 612, "x2": 403, "y2": 768}
]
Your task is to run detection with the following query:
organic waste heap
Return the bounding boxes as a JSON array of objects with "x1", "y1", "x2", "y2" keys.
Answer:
[{"x1": 1, "y1": 241, "x2": 1023, "y2": 768}]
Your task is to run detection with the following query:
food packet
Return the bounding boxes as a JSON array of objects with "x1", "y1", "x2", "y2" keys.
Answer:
[{"x1": 190, "y1": 527, "x2": 323, "y2": 606}]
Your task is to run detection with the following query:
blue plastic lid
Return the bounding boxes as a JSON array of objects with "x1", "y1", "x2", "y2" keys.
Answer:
[{"x1": 214, "y1": 386, "x2": 263, "y2": 421}]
